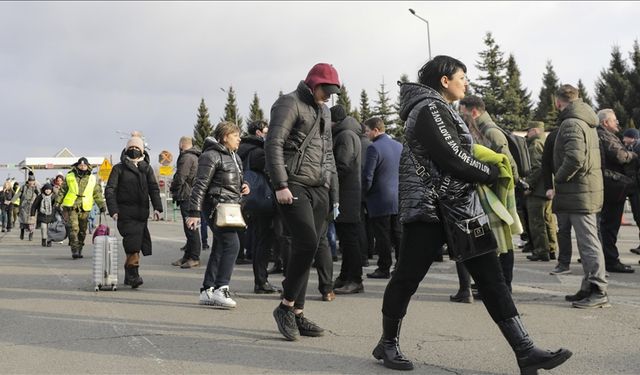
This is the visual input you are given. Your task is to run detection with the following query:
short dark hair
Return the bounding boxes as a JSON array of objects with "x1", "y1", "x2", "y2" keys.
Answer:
[
  {"x1": 247, "y1": 120, "x2": 268, "y2": 136},
  {"x1": 417, "y1": 55, "x2": 467, "y2": 91},
  {"x1": 213, "y1": 121, "x2": 241, "y2": 143},
  {"x1": 556, "y1": 84, "x2": 579, "y2": 102},
  {"x1": 459, "y1": 95, "x2": 486, "y2": 113},
  {"x1": 364, "y1": 117, "x2": 385, "y2": 132}
]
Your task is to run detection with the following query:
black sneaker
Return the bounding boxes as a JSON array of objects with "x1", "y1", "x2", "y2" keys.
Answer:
[
  {"x1": 572, "y1": 291, "x2": 611, "y2": 309},
  {"x1": 565, "y1": 289, "x2": 590, "y2": 302},
  {"x1": 273, "y1": 305, "x2": 298, "y2": 341},
  {"x1": 295, "y1": 313, "x2": 324, "y2": 337}
]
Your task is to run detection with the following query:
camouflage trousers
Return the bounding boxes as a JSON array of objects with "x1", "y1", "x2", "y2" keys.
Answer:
[
  {"x1": 526, "y1": 196, "x2": 558, "y2": 256},
  {"x1": 63, "y1": 208, "x2": 89, "y2": 253}
]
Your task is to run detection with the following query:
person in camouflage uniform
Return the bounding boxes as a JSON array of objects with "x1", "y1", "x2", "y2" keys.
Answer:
[
  {"x1": 56, "y1": 157, "x2": 106, "y2": 259},
  {"x1": 524, "y1": 121, "x2": 558, "y2": 262}
]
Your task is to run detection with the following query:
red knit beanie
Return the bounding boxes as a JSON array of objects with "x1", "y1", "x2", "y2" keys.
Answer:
[{"x1": 304, "y1": 63, "x2": 341, "y2": 91}]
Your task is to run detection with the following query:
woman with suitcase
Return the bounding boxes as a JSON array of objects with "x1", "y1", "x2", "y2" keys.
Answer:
[{"x1": 105, "y1": 136, "x2": 162, "y2": 288}]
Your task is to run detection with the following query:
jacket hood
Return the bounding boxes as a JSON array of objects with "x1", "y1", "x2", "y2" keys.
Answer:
[
  {"x1": 398, "y1": 83, "x2": 445, "y2": 121},
  {"x1": 203, "y1": 136, "x2": 230, "y2": 154},
  {"x1": 332, "y1": 116, "x2": 362, "y2": 136},
  {"x1": 182, "y1": 146, "x2": 201, "y2": 157},
  {"x1": 240, "y1": 135, "x2": 265, "y2": 147},
  {"x1": 558, "y1": 99, "x2": 598, "y2": 128},
  {"x1": 296, "y1": 81, "x2": 318, "y2": 107}
]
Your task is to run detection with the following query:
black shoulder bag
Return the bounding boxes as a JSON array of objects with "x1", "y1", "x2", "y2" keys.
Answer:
[{"x1": 406, "y1": 144, "x2": 497, "y2": 262}]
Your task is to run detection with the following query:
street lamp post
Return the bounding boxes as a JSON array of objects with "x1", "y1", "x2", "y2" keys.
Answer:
[
  {"x1": 408, "y1": 8, "x2": 432, "y2": 60},
  {"x1": 220, "y1": 87, "x2": 239, "y2": 126}
]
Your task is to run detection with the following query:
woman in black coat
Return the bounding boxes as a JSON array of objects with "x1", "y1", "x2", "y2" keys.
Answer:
[
  {"x1": 372, "y1": 56, "x2": 571, "y2": 375},
  {"x1": 187, "y1": 121, "x2": 250, "y2": 309},
  {"x1": 105, "y1": 136, "x2": 162, "y2": 288}
]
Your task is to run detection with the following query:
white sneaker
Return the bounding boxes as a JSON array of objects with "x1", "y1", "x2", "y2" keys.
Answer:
[{"x1": 199, "y1": 286, "x2": 236, "y2": 308}]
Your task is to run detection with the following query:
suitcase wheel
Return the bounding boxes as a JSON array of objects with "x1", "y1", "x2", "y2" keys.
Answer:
[{"x1": 94, "y1": 286, "x2": 100, "y2": 292}]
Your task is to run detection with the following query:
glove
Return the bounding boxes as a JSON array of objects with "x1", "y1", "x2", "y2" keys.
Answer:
[
  {"x1": 332, "y1": 203, "x2": 340, "y2": 220},
  {"x1": 100, "y1": 206, "x2": 106, "y2": 214}
]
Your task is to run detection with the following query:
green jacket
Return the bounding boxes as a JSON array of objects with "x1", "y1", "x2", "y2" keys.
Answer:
[
  {"x1": 552, "y1": 99, "x2": 603, "y2": 214},
  {"x1": 56, "y1": 168, "x2": 106, "y2": 212},
  {"x1": 477, "y1": 112, "x2": 519, "y2": 180},
  {"x1": 525, "y1": 133, "x2": 547, "y2": 198}
]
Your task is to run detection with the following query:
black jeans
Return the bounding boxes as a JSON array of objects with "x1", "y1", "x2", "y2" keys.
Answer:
[
  {"x1": 370, "y1": 215, "x2": 402, "y2": 273},
  {"x1": 314, "y1": 227, "x2": 334, "y2": 294},
  {"x1": 180, "y1": 203, "x2": 201, "y2": 261},
  {"x1": 279, "y1": 184, "x2": 330, "y2": 310},
  {"x1": 600, "y1": 199, "x2": 625, "y2": 266},
  {"x1": 382, "y1": 221, "x2": 518, "y2": 323},
  {"x1": 248, "y1": 214, "x2": 274, "y2": 285},
  {"x1": 202, "y1": 227, "x2": 240, "y2": 289},
  {"x1": 336, "y1": 222, "x2": 363, "y2": 283}
]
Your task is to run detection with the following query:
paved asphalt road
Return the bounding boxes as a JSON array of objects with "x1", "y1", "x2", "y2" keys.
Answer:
[{"x1": 1, "y1": 215, "x2": 639, "y2": 374}]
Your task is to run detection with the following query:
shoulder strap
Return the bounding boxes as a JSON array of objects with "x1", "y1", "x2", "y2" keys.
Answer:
[{"x1": 297, "y1": 108, "x2": 323, "y2": 153}]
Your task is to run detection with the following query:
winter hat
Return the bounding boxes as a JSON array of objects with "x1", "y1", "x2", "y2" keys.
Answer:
[
  {"x1": 330, "y1": 105, "x2": 347, "y2": 123},
  {"x1": 527, "y1": 121, "x2": 545, "y2": 131},
  {"x1": 126, "y1": 136, "x2": 145, "y2": 150},
  {"x1": 623, "y1": 128, "x2": 639, "y2": 140},
  {"x1": 27, "y1": 174, "x2": 36, "y2": 182},
  {"x1": 74, "y1": 157, "x2": 90, "y2": 167},
  {"x1": 304, "y1": 63, "x2": 341, "y2": 93},
  {"x1": 41, "y1": 183, "x2": 53, "y2": 193}
]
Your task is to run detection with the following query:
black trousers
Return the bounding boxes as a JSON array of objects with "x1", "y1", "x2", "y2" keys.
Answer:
[
  {"x1": 600, "y1": 199, "x2": 625, "y2": 266},
  {"x1": 628, "y1": 193, "x2": 640, "y2": 241},
  {"x1": 314, "y1": 228, "x2": 334, "y2": 294},
  {"x1": 279, "y1": 184, "x2": 330, "y2": 310},
  {"x1": 370, "y1": 215, "x2": 402, "y2": 273},
  {"x1": 248, "y1": 214, "x2": 274, "y2": 285},
  {"x1": 382, "y1": 221, "x2": 518, "y2": 323},
  {"x1": 272, "y1": 214, "x2": 290, "y2": 271},
  {"x1": 180, "y1": 203, "x2": 201, "y2": 261},
  {"x1": 336, "y1": 222, "x2": 363, "y2": 283}
]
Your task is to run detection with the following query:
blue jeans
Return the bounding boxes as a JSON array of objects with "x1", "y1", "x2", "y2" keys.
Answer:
[{"x1": 202, "y1": 226, "x2": 240, "y2": 289}]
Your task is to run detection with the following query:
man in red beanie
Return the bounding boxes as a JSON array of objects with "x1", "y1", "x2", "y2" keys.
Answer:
[{"x1": 265, "y1": 63, "x2": 341, "y2": 341}]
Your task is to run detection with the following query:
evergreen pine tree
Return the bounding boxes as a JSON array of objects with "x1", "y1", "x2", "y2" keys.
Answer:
[
  {"x1": 502, "y1": 54, "x2": 532, "y2": 130},
  {"x1": 359, "y1": 89, "x2": 372, "y2": 121},
  {"x1": 248, "y1": 92, "x2": 265, "y2": 124},
  {"x1": 534, "y1": 60, "x2": 560, "y2": 128},
  {"x1": 577, "y1": 79, "x2": 594, "y2": 108},
  {"x1": 390, "y1": 74, "x2": 410, "y2": 140},
  {"x1": 352, "y1": 108, "x2": 362, "y2": 123},
  {"x1": 471, "y1": 32, "x2": 508, "y2": 122},
  {"x1": 596, "y1": 46, "x2": 634, "y2": 127},
  {"x1": 626, "y1": 40, "x2": 640, "y2": 127},
  {"x1": 193, "y1": 98, "x2": 213, "y2": 150},
  {"x1": 220, "y1": 86, "x2": 244, "y2": 131},
  {"x1": 337, "y1": 85, "x2": 352, "y2": 114},
  {"x1": 373, "y1": 81, "x2": 395, "y2": 126}
]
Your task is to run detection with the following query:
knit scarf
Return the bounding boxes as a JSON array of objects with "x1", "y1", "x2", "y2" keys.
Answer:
[{"x1": 40, "y1": 194, "x2": 52, "y2": 215}]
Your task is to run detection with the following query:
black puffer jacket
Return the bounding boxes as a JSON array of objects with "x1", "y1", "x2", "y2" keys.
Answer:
[
  {"x1": 105, "y1": 154, "x2": 163, "y2": 221},
  {"x1": 188, "y1": 137, "x2": 244, "y2": 217},
  {"x1": 170, "y1": 146, "x2": 201, "y2": 203},
  {"x1": 265, "y1": 80, "x2": 338, "y2": 204},
  {"x1": 398, "y1": 83, "x2": 497, "y2": 224},
  {"x1": 332, "y1": 116, "x2": 362, "y2": 223}
]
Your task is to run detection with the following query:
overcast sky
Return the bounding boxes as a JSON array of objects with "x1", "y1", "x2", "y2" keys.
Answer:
[{"x1": 1, "y1": 1, "x2": 639, "y2": 175}]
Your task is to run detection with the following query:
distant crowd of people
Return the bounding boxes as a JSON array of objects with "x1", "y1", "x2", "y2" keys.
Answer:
[{"x1": 5, "y1": 56, "x2": 640, "y2": 374}]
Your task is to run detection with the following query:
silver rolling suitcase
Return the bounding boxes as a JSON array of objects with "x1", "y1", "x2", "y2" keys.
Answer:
[{"x1": 92, "y1": 220, "x2": 118, "y2": 291}]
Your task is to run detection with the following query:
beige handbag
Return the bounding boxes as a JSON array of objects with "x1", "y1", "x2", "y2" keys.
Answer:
[{"x1": 214, "y1": 203, "x2": 246, "y2": 228}]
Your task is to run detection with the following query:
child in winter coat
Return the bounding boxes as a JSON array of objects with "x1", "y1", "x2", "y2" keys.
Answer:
[{"x1": 31, "y1": 183, "x2": 56, "y2": 247}]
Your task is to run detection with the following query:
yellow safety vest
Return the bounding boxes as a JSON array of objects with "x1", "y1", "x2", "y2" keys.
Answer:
[
  {"x1": 12, "y1": 186, "x2": 20, "y2": 205},
  {"x1": 62, "y1": 173, "x2": 96, "y2": 211}
]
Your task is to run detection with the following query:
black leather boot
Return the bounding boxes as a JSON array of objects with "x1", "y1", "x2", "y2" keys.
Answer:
[
  {"x1": 20, "y1": 228, "x2": 24, "y2": 240},
  {"x1": 497, "y1": 315, "x2": 572, "y2": 375},
  {"x1": 372, "y1": 315, "x2": 414, "y2": 370},
  {"x1": 124, "y1": 267, "x2": 143, "y2": 289},
  {"x1": 42, "y1": 239, "x2": 47, "y2": 247}
]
